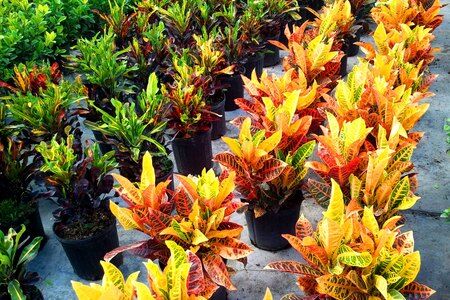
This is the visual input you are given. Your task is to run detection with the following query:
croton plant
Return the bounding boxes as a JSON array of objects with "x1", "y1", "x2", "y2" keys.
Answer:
[
  {"x1": 107, "y1": 152, "x2": 251, "y2": 297},
  {"x1": 265, "y1": 180, "x2": 435, "y2": 299},
  {"x1": 35, "y1": 135, "x2": 118, "y2": 239},
  {"x1": 73, "y1": 240, "x2": 208, "y2": 300},
  {"x1": 215, "y1": 117, "x2": 315, "y2": 217}
]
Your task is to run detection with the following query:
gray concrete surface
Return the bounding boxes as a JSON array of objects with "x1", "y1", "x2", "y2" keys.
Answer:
[{"x1": 29, "y1": 10, "x2": 450, "y2": 299}]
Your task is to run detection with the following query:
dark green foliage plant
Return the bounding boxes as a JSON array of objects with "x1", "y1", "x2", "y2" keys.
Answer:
[{"x1": 0, "y1": 226, "x2": 42, "y2": 300}]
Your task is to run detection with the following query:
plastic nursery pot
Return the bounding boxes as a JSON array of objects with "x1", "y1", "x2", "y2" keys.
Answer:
[
  {"x1": 211, "y1": 98, "x2": 227, "y2": 140},
  {"x1": 221, "y1": 73, "x2": 244, "y2": 111},
  {"x1": 245, "y1": 195, "x2": 302, "y2": 251},
  {"x1": 0, "y1": 203, "x2": 47, "y2": 250},
  {"x1": 244, "y1": 52, "x2": 264, "y2": 79},
  {"x1": 172, "y1": 129, "x2": 213, "y2": 176},
  {"x1": 263, "y1": 31, "x2": 281, "y2": 67},
  {"x1": 210, "y1": 286, "x2": 228, "y2": 300},
  {"x1": 53, "y1": 220, "x2": 123, "y2": 281},
  {"x1": 340, "y1": 54, "x2": 348, "y2": 77}
]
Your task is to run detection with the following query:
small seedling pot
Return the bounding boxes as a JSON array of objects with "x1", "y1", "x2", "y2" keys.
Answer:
[
  {"x1": 172, "y1": 129, "x2": 213, "y2": 176},
  {"x1": 263, "y1": 32, "x2": 281, "y2": 67},
  {"x1": 245, "y1": 196, "x2": 302, "y2": 251},
  {"x1": 244, "y1": 52, "x2": 264, "y2": 79},
  {"x1": 211, "y1": 98, "x2": 227, "y2": 140},
  {"x1": 54, "y1": 220, "x2": 122, "y2": 281},
  {"x1": 221, "y1": 74, "x2": 244, "y2": 111}
]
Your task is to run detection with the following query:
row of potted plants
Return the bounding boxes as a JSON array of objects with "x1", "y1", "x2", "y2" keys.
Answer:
[
  {"x1": 261, "y1": 0, "x2": 443, "y2": 298},
  {"x1": 0, "y1": 0, "x2": 370, "y2": 297}
]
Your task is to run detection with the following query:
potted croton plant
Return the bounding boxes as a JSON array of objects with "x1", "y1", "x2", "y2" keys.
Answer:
[
  {"x1": 85, "y1": 73, "x2": 174, "y2": 186},
  {"x1": 260, "y1": 0, "x2": 300, "y2": 66},
  {"x1": 0, "y1": 226, "x2": 43, "y2": 300},
  {"x1": 191, "y1": 34, "x2": 234, "y2": 140},
  {"x1": 217, "y1": 17, "x2": 264, "y2": 111},
  {"x1": 215, "y1": 117, "x2": 315, "y2": 251},
  {"x1": 106, "y1": 152, "x2": 252, "y2": 299},
  {"x1": 73, "y1": 241, "x2": 211, "y2": 300},
  {"x1": 35, "y1": 135, "x2": 121, "y2": 280},
  {"x1": 163, "y1": 56, "x2": 214, "y2": 175},
  {"x1": 265, "y1": 180, "x2": 436, "y2": 299}
]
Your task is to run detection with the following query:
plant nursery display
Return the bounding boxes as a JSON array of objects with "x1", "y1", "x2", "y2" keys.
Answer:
[
  {"x1": 0, "y1": 225, "x2": 43, "y2": 299},
  {"x1": 35, "y1": 135, "x2": 121, "y2": 280},
  {"x1": 106, "y1": 152, "x2": 251, "y2": 298},
  {"x1": 0, "y1": 0, "x2": 445, "y2": 297}
]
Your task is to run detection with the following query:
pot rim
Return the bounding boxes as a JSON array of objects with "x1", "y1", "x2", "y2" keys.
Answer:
[
  {"x1": 173, "y1": 127, "x2": 212, "y2": 142},
  {"x1": 52, "y1": 217, "x2": 117, "y2": 244}
]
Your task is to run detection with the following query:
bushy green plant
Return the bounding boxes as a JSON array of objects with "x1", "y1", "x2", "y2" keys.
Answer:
[
  {"x1": 0, "y1": 225, "x2": 42, "y2": 300},
  {"x1": 3, "y1": 64, "x2": 85, "y2": 143},
  {"x1": 0, "y1": 0, "x2": 98, "y2": 79},
  {"x1": 86, "y1": 74, "x2": 171, "y2": 182},
  {"x1": 67, "y1": 31, "x2": 137, "y2": 107}
]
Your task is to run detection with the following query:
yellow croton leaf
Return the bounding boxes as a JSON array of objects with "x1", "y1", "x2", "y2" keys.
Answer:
[
  {"x1": 109, "y1": 201, "x2": 140, "y2": 231},
  {"x1": 263, "y1": 288, "x2": 273, "y2": 300},
  {"x1": 323, "y1": 179, "x2": 345, "y2": 224},
  {"x1": 140, "y1": 151, "x2": 155, "y2": 190}
]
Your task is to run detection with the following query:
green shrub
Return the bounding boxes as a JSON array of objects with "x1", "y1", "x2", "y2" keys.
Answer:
[{"x1": 0, "y1": 0, "x2": 99, "y2": 80}]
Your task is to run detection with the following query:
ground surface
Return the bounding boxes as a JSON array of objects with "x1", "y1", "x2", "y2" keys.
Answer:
[{"x1": 30, "y1": 11, "x2": 450, "y2": 300}]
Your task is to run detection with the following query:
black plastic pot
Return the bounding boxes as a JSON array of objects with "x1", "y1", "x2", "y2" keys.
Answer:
[
  {"x1": 211, "y1": 286, "x2": 228, "y2": 300},
  {"x1": 172, "y1": 129, "x2": 213, "y2": 176},
  {"x1": 263, "y1": 32, "x2": 281, "y2": 67},
  {"x1": 0, "y1": 203, "x2": 47, "y2": 250},
  {"x1": 245, "y1": 198, "x2": 302, "y2": 251},
  {"x1": 54, "y1": 220, "x2": 123, "y2": 280},
  {"x1": 222, "y1": 74, "x2": 244, "y2": 111},
  {"x1": 340, "y1": 54, "x2": 348, "y2": 77},
  {"x1": 211, "y1": 99, "x2": 227, "y2": 140},
  {"x1": 244, "y1": 53, "x2": 264, "y2": 79}
]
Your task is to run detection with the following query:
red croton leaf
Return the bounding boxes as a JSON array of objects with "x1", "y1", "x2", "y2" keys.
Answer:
[
  {"x1": 265, "y1": 261, "x2": 322, "y2": 276},
  {"x1": 401, "y1": 281, "x2": 436, "y2": 299},
  {"x1": 187, "y1": 251, "x2": 205, "y2": 295},
  {"x1": 146, "y1": 208, "x2": 172, "y2": 234},
  {"x1": 214, "y1": 153, "x2": 246, "y2": 176},
  {"x1": 104, "y1": 239, "x2": 169, "y2": 262},
  {"x1": 210, "y1": 237, "x2": 252, "y2": 260},
  {"x1": 295, "y1": 215, "x2": 314, "y2": 240},
  {"x1": 174, "y1": 188, "x2": 193, "y2": 217},
  {"x1": 256, "y1": 158, "x2": 286, "y2": 182},
  {"x1": 202, "y1": 253, "x2": 236, "y2": 290}
]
